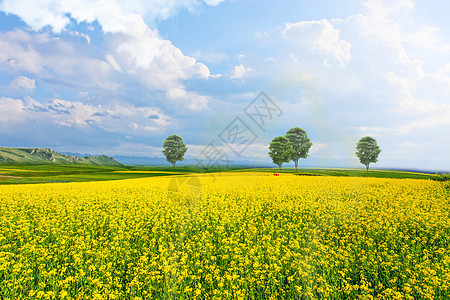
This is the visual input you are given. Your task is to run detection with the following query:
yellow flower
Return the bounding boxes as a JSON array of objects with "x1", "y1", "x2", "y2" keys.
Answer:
[
  {"x1": 59, "y1": 290, "x2": 68, "y2": 298},
  {"x1": 0, "y1": 171, "x2": 448, "y2": 299}
]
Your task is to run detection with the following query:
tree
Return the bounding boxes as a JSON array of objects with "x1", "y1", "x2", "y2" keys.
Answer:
[
  {"x1": 268, "y1": 136, "x2": 294, "y2": 170},
  {"x1": 285, "y1": 127, "x2": 313, "y2": 171},
  {"x1": 162, "y1": 135, "x2": 188, "y2": 168},
  {"x1": 356, "y1": 136, "x2": 381, "y2": 171}
]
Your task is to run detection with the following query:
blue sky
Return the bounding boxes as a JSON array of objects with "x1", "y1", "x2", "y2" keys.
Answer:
[{"x1": 0, "y1": 0, "x2": 449, "y2": 171}]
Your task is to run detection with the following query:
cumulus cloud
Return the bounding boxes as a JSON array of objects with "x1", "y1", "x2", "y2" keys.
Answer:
[
  {"x1": 0, "y1": 30, "x2": 118, "y2": 90},
  {"x1": 10, "y1": 76, "x2": 36, "y2": 90},
  {"x1": 0, "y1": 22, "x2": 211, "y2": 110},
  {"x1": 165, "y1": 87, "x2": 210, "y2": 111},
  {"x1": 0, "y1": 0, "x2": 228, "y2": 33},
  {"x1": 281, "y1": 18, "x2": 352, "y2": 68},
  {"x1": 0, "y1": 96, "x2": 170, "y2": 134},
  {"x1": 0, "y1": 30, "x2": 44, "y2": 73},
  {"x1": 0, "y1": 97, "x2": 25, "y2": 122},
  {"x1": 230, "y1": 64, "x2": 252, "y2": 80},
  {"x1": 108, "y1": 14, "x2": 209, "y2": 90},
  {"x1": 0, "y1": 1, "x2": 216, "y2": 111},
  {"x1": 101, "y1": 14, "x2": 212, "y2": 110}
]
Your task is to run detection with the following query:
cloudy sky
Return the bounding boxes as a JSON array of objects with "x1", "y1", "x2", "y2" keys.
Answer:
[{"x1": 0, "y1": 0, "x2": 449, "y2": 171}]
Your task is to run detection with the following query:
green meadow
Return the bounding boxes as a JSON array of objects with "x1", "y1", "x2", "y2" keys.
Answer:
[{"x1": 0, "y1": 164, "x2": 443, "y2": 185}]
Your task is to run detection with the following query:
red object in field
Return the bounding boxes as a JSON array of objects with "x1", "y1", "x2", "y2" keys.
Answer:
[{"x1": 273, "y1": 173, "x2": 279, "y2": 176}]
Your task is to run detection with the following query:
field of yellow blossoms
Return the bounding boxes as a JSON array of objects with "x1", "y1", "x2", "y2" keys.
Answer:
[{"x1": 0, "y1": 172, "x2": 449, "y2": 299}]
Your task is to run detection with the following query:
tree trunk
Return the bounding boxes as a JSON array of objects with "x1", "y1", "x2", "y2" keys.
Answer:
[
  {"x1": 294, "y1": 159, "x2": 298, "y2": 171},
  {"x1": 172, "y1": 162, "x2": 176, "y2": 168},
  {"x1": 278, "y1": 164, "x2": 282, "y2": 170},
  {"x1": 366, "y1": 164, "x2": 369, "y2": 171}
]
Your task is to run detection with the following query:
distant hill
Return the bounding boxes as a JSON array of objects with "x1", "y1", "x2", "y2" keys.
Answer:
[{"x1": 0, "y1": 147, "x2": 124, "y2": 166}]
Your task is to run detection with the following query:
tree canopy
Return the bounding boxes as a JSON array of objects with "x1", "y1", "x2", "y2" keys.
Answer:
[
  {"x1": 162, "y1": 134, "x2": 188, "y2": 167},
  {"x1": 284, "y1": 127, "x2": 312, "y2": 171},
  {"x1": 356, "y1": 136, "x2": 381, "y2": 171},
  {"x1": 268, "y1": 136, "x2": 294, "y2": 170}
]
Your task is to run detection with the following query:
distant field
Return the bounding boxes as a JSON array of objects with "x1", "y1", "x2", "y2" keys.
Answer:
[
  {"x1": 0, "y1": 164, "x2": 442, "y2": 184},
  {"x1": 244, "y1": 168, "x2": 439, "y2": 180}
]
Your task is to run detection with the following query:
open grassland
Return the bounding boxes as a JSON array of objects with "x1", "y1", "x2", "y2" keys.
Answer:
[
  {"x1": 0, "y1": 172, "x2": 449, "y2": 299},
  {"x1": 0, "y1": 165, "x2": 183, "y2": 184},
  {"x1": 0, "y1": 164, "x2": 442, "y2": 185},
  {"x1": 238, "y1": 168, "x2": 439, "y2": 180}
]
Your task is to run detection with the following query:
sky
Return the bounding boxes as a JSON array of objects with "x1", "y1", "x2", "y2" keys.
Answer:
[{"x1": 0, "y1": 0, "x2": 449, "y2": 171}]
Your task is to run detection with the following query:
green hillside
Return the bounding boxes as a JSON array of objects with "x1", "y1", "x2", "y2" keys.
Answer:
[{"x1": 0, "y1": 147, "x2": 123, "y2": 166}]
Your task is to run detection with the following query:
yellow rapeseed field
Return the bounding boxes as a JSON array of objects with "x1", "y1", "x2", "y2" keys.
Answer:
[{"x1": 0, "y1": 172, "x2": 449, "y2": 299}]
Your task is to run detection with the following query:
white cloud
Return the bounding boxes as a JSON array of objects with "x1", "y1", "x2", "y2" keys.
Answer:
[
  {"x1": 355, "y1": 0, "x2": 444, "y2": 64},
  {"x1": 230, "y1": 64, "x2": 252, "y2": 80},
  {"x1": 10, "y1": 76, "x2": 36, "y2": 90},
  {"x1": 52, "y1": 142, "x2": 164, "y2": 157},
  {"x1": 105, "y1": 14, "x2": 211, "y2": 110},
  {"x1": 187, "y1": 95, "x2": 210, "y2": 111},
  {"x1": 69, "y1": 31, "x2": 91, "y2": 44},
  {"x1": 109, "y1": 14, "x2": 209, "y2": 90},
  {"x1": 129, "y1": 123, "x2": 158, "y2": 132},
  {"x1": 309, "y1": 142, "x2": 326, "y2": 155},
  {"x1": 0, "y1": 30, "x2": 118, "y2": 90},
  {"x1": 281, "y1": 18, "x2": 352, "y2": 68},
  {"x1": 0, "y1": 30, "x2": 45, "y2": 73},
  {"x1": 105, "y1": 54, "x2": 122, "y2": 72},
  {"x1": 0, "y1": 3, "x2": 214, "y2": 111},
  {"x1": 203, "y1": 0, "x2": 226, "y2": 6},
  {"x1": 0, "y1": 97, "x2": 170, "y2": 134},
  {"x1": 0, "y1": 22, "x2": 210, "y2": 110},
  {"x1": 0, "y1": 0, "x2": 230, "y2": 33},
  {"x1": 399, "y1": 112, "x2": 450, "y2": 133},
  {"x1": 165, "y1": 86, "x2": 210, "y2": 111},
  {"x1": 0, "y1": 97, "x2": 25, "y2": 121}
]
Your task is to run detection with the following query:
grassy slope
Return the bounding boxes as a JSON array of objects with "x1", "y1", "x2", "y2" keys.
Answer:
[{"x1": 0, "y1": 147, "x2": 123, "y2": 166}]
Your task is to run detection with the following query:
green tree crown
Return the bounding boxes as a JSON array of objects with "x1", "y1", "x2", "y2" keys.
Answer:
[
  {"x1": 356, "y1": 136, "x2": 381, "y2": 170},
  {"x1": 162, "y1": 134, "x2": 188, "y2": 167},
  {"x1": 284, "y1": 127, "x2": 313, "y2": 170},
  {"x1": 268, "y1": 136, "x2": 294, "y2": 169}
]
